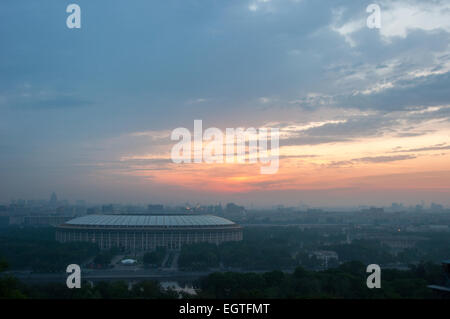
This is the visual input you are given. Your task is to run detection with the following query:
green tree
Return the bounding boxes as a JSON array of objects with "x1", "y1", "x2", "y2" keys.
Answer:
[
  {"x1": 143, "y1": 247, "x2": 166, "y2": 267},
  {"x1": 0, "y1": 258, "x2": 26, "y2": 299}
]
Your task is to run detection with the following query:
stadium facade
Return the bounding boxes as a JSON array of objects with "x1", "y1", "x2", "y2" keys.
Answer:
[{"x1": 56, "y1": 214, "x2": 242, "y2": 251}]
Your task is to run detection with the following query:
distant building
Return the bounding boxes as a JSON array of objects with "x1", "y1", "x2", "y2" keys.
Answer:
[
  {"x1": 0, "y1": 216, "x2": 9, "y2": 227},
  {"x1": 23, "y1": 215, "x2": 74, "y2": 226},
  {"x1": 148, "y1": 204, "x2": 164, "y2": 213},
  {"x1": 225, "y1": 203, "x2": 246, "y2": 219},
  {"x1": 7, "y1": 215, "x2": 24, "y2": 225},
  {"x1": 390, "y1": 203, "x2": 404, "y2": 212},
  {"x1": 428, "y1": 225, "x2": 449, "y2": 232},
  {"x1": 310, "y1": 250, "x2": 339, "y2": 270},
  {"x1": 430, "y1": 203, "x2": 444, "y2": 212},
  {"x1": 87, "y1": 207, "x2": 101, "y2": 215},
  {"x1": 102, "y1": 204, "x2": 114, "y2": 213},
  {"x1": 50, "y1": 192, "x2": 58, "y2": 206},
  {"x1": 355, "y1": 233, "x2": 428, "y2": 253},
  {"x1": 76, "y1": 200, "x2": 86, "y2": 206},
  {"x1": 362, "y1": 207, "x2": 384, "y2": 214}
]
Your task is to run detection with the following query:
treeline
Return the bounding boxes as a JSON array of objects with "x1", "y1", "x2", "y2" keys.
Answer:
[
  {"x1": 0, "y1": 259, "x2": 26, "y2": 298},
  {"x1": 0, "y1": 227, "x2": 99, "y2": 272},
  {"x1": 143, "y1": 247, "x2": 166, "y2": 267},
  {"x1": 178, "y1": 227, "x2": 313, "y2": 271},
  {"x1": 178, "y1": 241, "x2": 295, "y2": 271},
  {"x1": 1, "y1": 260, "x2": 447, "y2": 299},
  {"x1": 21, "y1": 280, "x2": 179, "y2": 299},
  {"x1": 326, "y1": 233, "x2": 450, "y2": 265},
  {"x1": 0, "y1": 257, "x2": 176, "y2": 299},
  {"x1": 0, "y1": 278, "x2": 178, "y2": 299},
  {"x1": 323, "y1": 240, "x2": 394, "y2": 265},
  {"x1": 196, "y1": 261, "x2": 447, "y2": 299},
  {"x1": 91, "y1": 247, "x2": 120, "y2": 268},
  {"x1": 178, "y1": 228, "x2": 450, "y2": 271}
]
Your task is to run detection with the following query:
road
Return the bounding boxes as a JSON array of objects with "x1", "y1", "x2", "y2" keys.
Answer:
[
  {"x1": 4, "y1": 269, "x2": 212, "y2": 284},
  {"x1": 4, "y1": 267, "x2": 295, "y2": 284}
]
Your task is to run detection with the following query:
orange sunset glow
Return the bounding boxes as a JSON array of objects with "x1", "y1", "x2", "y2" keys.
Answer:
[{"x1": 110, "y1": 110, "x2": 450, "y2": 202}]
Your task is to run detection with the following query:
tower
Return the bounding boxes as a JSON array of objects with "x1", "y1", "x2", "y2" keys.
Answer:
[{"x1": 50, "y1": 192, "x2": 58, "y2": 205}]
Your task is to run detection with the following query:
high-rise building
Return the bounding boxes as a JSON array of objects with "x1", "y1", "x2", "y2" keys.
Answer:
[{"x1": 50, "y1": 192, "x2": 58, "y2": 205}]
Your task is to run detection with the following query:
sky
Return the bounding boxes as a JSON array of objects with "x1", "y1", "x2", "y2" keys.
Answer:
[{"x1": 1, "y1": 0, "x2": 450, "y2": 207}]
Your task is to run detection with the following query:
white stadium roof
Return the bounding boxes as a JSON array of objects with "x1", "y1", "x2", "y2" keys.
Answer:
[{"x1": 65, "y1": 214, "x2": 235, "y2": 227}]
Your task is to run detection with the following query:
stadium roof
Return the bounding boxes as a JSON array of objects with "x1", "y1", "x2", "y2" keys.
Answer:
[{"x1": 65, "y1": 214, "x2": 236, "y2": 227}]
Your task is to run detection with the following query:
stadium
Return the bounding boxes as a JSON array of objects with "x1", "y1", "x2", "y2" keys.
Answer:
[{"x1": 56, "y1": 214, "x2": 243, "y2": 251}]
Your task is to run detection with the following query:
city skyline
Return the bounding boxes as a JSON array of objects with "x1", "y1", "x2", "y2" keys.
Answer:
[{"x1": 3, "y1": 192, "x2": 449, "y2": 212}]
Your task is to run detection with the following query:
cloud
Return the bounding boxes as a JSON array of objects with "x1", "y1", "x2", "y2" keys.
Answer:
[
  {"x1": 393, "y1": 144, "x2": 450, "y2": 153},
  {"x1": 329, "y1": 154, "x2": 416, "y2": 167},
  {"x1": 332, "y1": 0, "x2": 450, "y2": 45},
  {"x1": 357, "y1": 154, "x2": 416, "y2": 163},
  {"x1": 248, "y1": 0, "x2": 273, "y2": 12},
  {"x1": 186, "y1": 98, "x2": 210, "y2": 104},
  {"x1": 2, "y1": 88, "x2": 92, "y2": 110},
  {"x1": 289, "y1": 93, "x2": 335, "y2": 108},
  {"x1": 287, "y1": 115, "x2": 396, "y2": 145},
  {"x1": 259, "y1": 97, "x2": 272, "y2": 104},
  {"x1": 337, "y1": 71, "x2": 450, "y2": 111},
  {"x1": 19, "y1": 96, "x2": 92, "y2": 110},
  {"x1": 379, "y1": 1, "x2": 450, "y2": 39}
]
